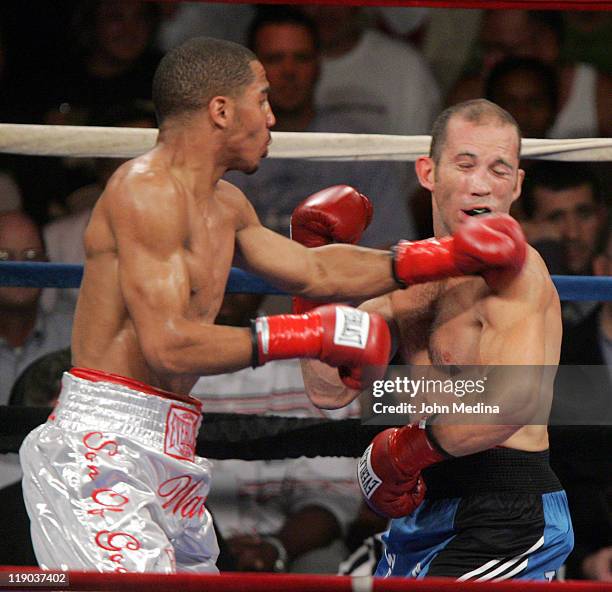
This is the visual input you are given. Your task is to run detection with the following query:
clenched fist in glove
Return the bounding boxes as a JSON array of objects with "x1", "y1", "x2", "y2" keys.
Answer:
[
  {"x1": 251, "y1": 304, "x2": 390, "y2": 390},
  {"x1": 392, "y1": 213, "x2": 527, "y2": 287},
  {"x1": 290, "y1": 185, "x2": 373, "y2": 247},
  {"x1": 291, "y1": 186, "x2": 373, "y2": 314},
  {"x1": 357, "y1": 423, "x2": 450, "y2": 518}
]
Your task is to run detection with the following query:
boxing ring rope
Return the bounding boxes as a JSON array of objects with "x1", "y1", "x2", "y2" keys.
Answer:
[
  {"x1": 0, "y1": 124, "x2": 611, "y2": 161},
  {"x1": 0, "y1": 262, "x2": 611, "y2": 301}
]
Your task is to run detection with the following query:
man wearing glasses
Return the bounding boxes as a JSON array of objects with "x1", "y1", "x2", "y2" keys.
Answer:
[{"x1": 0, "y1": 211, "x2": 73, "y2": 405}]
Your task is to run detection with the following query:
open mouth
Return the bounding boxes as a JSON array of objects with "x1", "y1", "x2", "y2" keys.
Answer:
[{"x1": 462, "y1": 207, "x2": 491, "y2": 217}]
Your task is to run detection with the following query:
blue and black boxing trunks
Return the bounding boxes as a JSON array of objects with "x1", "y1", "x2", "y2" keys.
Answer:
[{"x1": 376, "y1": 447, "x2": 574, "y2": 581}]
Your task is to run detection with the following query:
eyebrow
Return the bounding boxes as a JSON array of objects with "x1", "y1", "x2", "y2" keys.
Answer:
[
  {"x1": 455, "y1": 153, "x2": 513, "y2": 169},
  {"x1": 493, "y1": 158, "x2": 513, "y2": 169}
]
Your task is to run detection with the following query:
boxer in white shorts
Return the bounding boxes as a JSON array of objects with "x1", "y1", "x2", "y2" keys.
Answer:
[
  {"x1": 21, "y1": 368, "x2": 218, "y2": 573},
  {"x1": 20, "y1": 37, "x2": 401, "y2": 573}
]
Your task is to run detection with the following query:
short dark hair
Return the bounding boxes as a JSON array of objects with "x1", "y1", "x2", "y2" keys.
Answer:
[
  {"x1": 521, "y1": 161, "x2": 603, "y2": 219},
  {"x1": 485, "y1": 57, "x2": 559, "y2": 115},
  {"x1": 152, "y1": 36, "x2": 256, "y2": 125},
  {"x1": 430, "y1": 99, "x2": 522, "y2": 164},
  {"x1": 247, "y1": 6, "x2": 320, "y2": 53}
]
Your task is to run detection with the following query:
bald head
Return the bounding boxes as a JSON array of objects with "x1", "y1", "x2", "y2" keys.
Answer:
[{"x1": 429, "y1": 99, "x2": 521, "y2": 165}]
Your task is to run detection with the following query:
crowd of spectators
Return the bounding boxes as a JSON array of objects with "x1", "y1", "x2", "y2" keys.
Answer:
[{"x1": 0, "y1": 1, "x2": 609, "y2": 581}]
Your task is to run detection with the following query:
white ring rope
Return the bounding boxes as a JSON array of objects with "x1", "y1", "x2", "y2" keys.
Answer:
[{"x1": 0, "y1": 123, "x2": 611, "y2": 161}]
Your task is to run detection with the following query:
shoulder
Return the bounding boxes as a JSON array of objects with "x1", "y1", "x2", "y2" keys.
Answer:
[
  {"x1": 103, "y1": 155, "x2": 178, "y2": 206},
  {"x1": 519, "y1": 246, "x2": 558, "y2": 305},
  {"x1": 100, "y1": 154, "x2": 188, "y2": 226},
  {"x1": 484, "y1": 246, "x2": 558, "y2": 319},
  {"x1": 216, "y1": 179, "x2": 258, "y2": 230},
  {"x1": 98, "y1": 154, "x2": 191, "y2": 245}
]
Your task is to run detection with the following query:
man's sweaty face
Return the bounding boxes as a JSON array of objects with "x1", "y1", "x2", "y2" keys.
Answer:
[
  {"x1": 232, "y1": 61, "x2": 275, "y2": 173},
  {"x1": 432, "y1": 118, "x2": 522, "y2": 235}
]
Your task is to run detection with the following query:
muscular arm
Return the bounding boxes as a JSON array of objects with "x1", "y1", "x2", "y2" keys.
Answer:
[
  {"x1": 109, "y1": 173, "x2": 253, "y2": 377},
  {"x1": 432, "y1": 250, "x2": 561, "y2": 456},
  {"x1": 300, "y1": 294, "x2": 397, "y2": 408},
  {"x1": 236, "y1": 197, "x2": 398, "y2": 302}
]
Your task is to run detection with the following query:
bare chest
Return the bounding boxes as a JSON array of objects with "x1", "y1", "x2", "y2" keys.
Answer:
[{"x1": 397, "y1": 279, "x2": 487, "y2": 366}]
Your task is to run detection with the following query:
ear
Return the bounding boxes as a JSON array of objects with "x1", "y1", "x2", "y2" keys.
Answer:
[
  {"x1": 512, "y1": 167, "x2": 525, "y2": 204},
  {"x1": 415, "y1": 156, "x2": 434, "y2": 192},
  {"x1": 209, "y1": 96, "x2": 232, "y2": 129}
]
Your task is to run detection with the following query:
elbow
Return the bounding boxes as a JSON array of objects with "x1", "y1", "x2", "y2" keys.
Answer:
[{"x1": 141, "y1": 333, "x2": 187, "y2": 376}]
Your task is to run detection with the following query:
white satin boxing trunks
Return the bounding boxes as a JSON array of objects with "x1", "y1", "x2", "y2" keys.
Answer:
[{"x1": 19, "y1": 368, "x2": 219, "y2": 573}]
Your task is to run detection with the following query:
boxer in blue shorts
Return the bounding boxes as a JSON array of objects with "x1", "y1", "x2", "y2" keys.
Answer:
[{"x1": 300, "y1": 99, "x2": 573, "y2": 581}]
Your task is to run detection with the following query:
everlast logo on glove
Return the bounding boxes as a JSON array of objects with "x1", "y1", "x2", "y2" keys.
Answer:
[
  {"x1": 334, "y1": 307, "x2": 369, "y2": 349},
  {"x1": 358, "y1": 444, "x2": 382, "y2": 498}
]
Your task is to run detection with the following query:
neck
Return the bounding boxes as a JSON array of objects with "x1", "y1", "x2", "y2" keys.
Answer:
[
  {"x1": 157, "y1": 125, "x2": 222, "y2": 193},
  {"x1": 271, "y1": 106, "x2": 315, "y2": 132},
  {"x1": 600, "y1": 304, "x2": 612, "y2": 340},
  {"x1": 0, "y1": 306, "x2": 38, "y2": 348},
  {"x1": 432, "y1": 203, "x2": 450, "y2": 239}
]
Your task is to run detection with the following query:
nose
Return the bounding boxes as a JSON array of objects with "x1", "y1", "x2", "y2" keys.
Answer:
[
  {"x1": 280, "y1": 56, "x2": 297, "y2": 79},
  {"x1": 469, "y1": 170, "x2": 492, "y2": 196},
  {"x1": 267, "y1": 103, "x2": 276, "y2": 129},
  {"x1": 561, "y1": 212, "x2": 581, "y2": 241}
]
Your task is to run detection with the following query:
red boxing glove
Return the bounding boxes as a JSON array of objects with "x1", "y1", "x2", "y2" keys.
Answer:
[
  {"x1": 290, "y1": 185, "x2": 373, "y2": 247},
  {"x1": 357, "y1": 423, "x2": 449, "y2": 519},
  {"x1": 251, "y1": 304, "x2": 390, "y2": 390},
  {"x1": 291, "y1": 186, "x2": 373, "y2": 314},
  {"x1": 392, "y1": 214, "x2": 527, "y2": 287}
]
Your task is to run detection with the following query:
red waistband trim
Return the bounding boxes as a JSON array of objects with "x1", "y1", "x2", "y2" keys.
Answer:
[{"x1": 69, "y1": 367, "x2": 202, "y2": 410}]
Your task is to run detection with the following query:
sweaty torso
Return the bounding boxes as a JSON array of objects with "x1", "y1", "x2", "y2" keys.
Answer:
[
  {"x1": 72, "y1": 151, "x2": 241, "y2": 394},
  {"x1": 391, "y1": 268, "x2": 553, "y2": 452}
]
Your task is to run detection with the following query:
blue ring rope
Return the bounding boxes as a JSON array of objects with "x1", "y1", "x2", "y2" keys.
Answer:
[{"x1": 0, "y1": 262, "x2": 610, "y2": 301}]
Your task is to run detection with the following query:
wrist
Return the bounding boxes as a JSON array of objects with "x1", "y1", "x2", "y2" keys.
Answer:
[
  {"x1": 393, "y1": 418, "x2": 451, "y2": 470},
  {"x1": 262, "y1": 535, "x2": 288, "y2": 572},
  {"x1": 251, "y1": 314, "x2": 322, "y2": 367}
]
